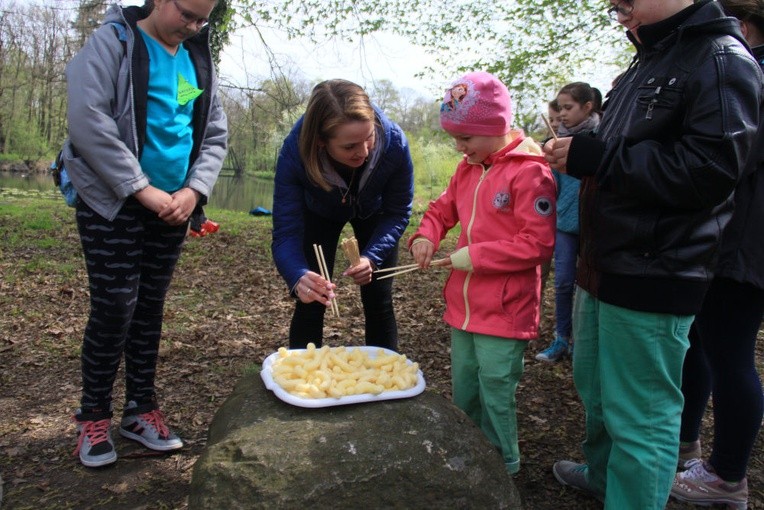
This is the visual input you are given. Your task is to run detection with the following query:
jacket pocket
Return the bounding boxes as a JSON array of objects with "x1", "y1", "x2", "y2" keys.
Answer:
[
  {"x1": 499, "y1": 273, "x2": 523, "y2": 322},
  {"x1": 62, "y1": 142, "x2": 101, "y2": 197},
  {"x1": 635, "y1": 75, "x2": 684, "y2": 121}
]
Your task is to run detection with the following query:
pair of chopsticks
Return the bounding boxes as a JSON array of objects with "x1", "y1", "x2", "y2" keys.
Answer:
[
  {"x1": 374, "y1": 259, "x2": 449, "y2": 280},
  {"x1": 312, "y1": 243, "x2": 339, "y2": 317},
  {"x1": 374, "y1": 263, "x2": 419, "y2": 280},
  {"x1": 343, "y1": 237, "x2": 426, "y2": 280}
]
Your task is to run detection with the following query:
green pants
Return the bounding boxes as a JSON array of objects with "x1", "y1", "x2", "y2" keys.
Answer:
[
  {"x1": 450, "y1": 328, "x2": 526, "y2": 474},
  {"x1": 573, "y1": 288, "x2": 692, "y2": 510}
]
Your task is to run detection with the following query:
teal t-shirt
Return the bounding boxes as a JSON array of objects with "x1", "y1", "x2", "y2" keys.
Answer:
[{"x1": 138, "y1": 28, "x2": 203, "y2": 192}]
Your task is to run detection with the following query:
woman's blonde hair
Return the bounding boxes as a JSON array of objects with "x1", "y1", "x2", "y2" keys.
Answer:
[{"x1": 299, "y1": 79, "x2": 375, "y2": 191}]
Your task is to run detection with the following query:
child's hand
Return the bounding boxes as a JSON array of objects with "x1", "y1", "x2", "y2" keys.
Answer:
[
  {"x1": 411, "y1": 238, "x2": 435, "y2": 268},
  {"x1": 294, "y1": 271, "x2": 336, "y2": 305},
  {"x1": 343, "y1": 257, "x2": 374, "y2": 286},
  {"x1": 134, "y1": 186, "x2": 172, "y2": 215},
  {"x1": 159, "y1": 188, "x2": 200, "y2": 226}
]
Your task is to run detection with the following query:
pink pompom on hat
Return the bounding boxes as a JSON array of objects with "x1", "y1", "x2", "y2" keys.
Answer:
[{"x1": 439, "y1": 71, "x2": 513, "y2": 136}]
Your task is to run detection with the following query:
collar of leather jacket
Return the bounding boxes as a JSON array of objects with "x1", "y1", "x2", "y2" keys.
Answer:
[{"x1": 635, "y1": 0, "x2": 708, "y2": 48}]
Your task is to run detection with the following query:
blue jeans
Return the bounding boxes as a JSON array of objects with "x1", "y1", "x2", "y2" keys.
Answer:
[{"x1": 554, "y1": 230, "x2": 578, "y2": 340}]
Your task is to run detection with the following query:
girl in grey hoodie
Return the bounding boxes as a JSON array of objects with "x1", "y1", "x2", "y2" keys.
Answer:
[{"x1": 65, "y1": 0, "x2": 227, "y2": 468}]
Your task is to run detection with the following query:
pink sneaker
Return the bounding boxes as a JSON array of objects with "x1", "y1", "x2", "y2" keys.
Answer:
[{"x1": 677, "y1": 439, "x2": 701, "y2": 469}]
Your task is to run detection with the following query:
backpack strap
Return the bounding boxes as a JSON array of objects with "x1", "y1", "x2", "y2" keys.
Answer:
[{"x1": 109, "y1": 21, "x2": 128, "y2": 49}]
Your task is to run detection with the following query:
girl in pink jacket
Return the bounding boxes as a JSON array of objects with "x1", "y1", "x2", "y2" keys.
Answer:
[{"x1": 409, "y1": 71, "x2": 556, "y2": 474}]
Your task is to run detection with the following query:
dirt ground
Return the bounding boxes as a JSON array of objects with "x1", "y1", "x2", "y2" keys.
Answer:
[{"x1": 0, "y1": 201, "x2": 762, "y2": 509}]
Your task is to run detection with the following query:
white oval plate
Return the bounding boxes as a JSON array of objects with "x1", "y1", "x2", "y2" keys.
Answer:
[{"x1": 260, "y1": 346, "x2": 426, "y2": 408}]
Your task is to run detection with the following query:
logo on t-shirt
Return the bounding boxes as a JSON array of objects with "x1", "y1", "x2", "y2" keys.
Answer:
[{"x1": 177, "y1": 73, "x2": 203, "y2": 106}]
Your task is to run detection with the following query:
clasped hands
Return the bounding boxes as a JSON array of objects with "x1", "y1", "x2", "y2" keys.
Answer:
[{"x1": 134, "y1": 186, "x2": 200, "y2": 226}]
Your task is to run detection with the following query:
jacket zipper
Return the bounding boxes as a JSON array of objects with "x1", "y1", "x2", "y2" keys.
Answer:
[
  {"x1": 646, "y1": 86, "x2": 662, "y2": 120},
  {"x1": 117, "y1": 11, "x2": 140, "y2": 157},
  {"x1": 460, "y1": 165, "x2": 489, "y2": 330}
]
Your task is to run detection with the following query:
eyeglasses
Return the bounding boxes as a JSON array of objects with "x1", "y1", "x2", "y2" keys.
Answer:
[
  {"x1": 171, "y1": 0, "x2": 209, "y2": 29},
  {"x1": 607, "y1": 0, "x2": 634, "y2": 20}
]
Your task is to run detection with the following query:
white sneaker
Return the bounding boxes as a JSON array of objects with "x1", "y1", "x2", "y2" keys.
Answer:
[{"x1": 671, "y1": 459, "x2": 748, "y2": 510}]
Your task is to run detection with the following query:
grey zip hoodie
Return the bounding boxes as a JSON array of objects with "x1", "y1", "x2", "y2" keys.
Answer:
[{"x1": 63, "y1": 4, "x2": 227, "y2": 221}]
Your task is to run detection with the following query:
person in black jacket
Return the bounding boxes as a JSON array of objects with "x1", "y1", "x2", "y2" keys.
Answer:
[
  {"x1": 542, "y1": 1, "x2": 763, "y2": 509},
  {"x1": 671, "y1": 1, "x2": 764, "y2": 508}
]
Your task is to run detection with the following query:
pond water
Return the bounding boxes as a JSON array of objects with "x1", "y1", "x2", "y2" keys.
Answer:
[{"x1": 0, "y1": 171, "x2": 274, "y2": 213}]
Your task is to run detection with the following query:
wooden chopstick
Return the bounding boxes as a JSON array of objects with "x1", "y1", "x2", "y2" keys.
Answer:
[
  {"x1": 373, "y1": 263, "x2": 419, "y2": 274},
  {"x1": 318, "y1": 244, "x2": 340, "y2": 317},
  {"x1": 541, "y1": 113, "x2": 558, "y2": 141},
  {"x1": 312, "y1": 243, "x2": 339, "y2": 317},
  {"x1": 376, "y1": 266, "x2": 420, "y2": 280}
]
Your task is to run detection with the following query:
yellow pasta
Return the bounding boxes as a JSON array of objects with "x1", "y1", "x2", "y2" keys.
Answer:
[{"x1": 270, "y1": 343, "x2": 419, "y2": 399}]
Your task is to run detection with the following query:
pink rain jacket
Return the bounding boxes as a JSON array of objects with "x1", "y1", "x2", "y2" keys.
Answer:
[{"x1": 409, "y1": 133, "x2": 556, "y2": 339}]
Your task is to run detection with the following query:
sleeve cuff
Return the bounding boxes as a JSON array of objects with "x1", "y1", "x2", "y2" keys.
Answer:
[
  {"x1": 450, "y1": 247, "x2": 473, "y2": 271},
  {"x1": 567, "y1": 134, "x2": 606, "y2": 179},
  {"x1": 409, "y1": 237, "x2": 432, "y2": 252}
]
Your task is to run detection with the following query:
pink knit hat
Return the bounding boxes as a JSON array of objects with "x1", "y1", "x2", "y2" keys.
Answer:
[{"x1": 439, "y1": 71, "x2": 513, "y2": 136}]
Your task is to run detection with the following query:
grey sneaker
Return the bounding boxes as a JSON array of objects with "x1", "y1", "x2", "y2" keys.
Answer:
[
  {"x1": 73, "y1": 411, "x2": 117, "y2": 467},
  {"x1": 677, "y1": 439, "x2": 701, "y2": 470},
  {"x1": 119, "y1": 401, "x2": 183, "y2": 451},
  {"x1": 671, "y1": 459, "x2": 748, "y2": 509},
  {"x1": 552, "y1": 461, "x2": 604, "y2": 502}
]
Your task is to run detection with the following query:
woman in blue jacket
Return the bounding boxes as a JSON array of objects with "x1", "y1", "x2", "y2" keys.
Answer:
[{"x1": 272, "y1": 79, "x2": 414, "y2": 350}]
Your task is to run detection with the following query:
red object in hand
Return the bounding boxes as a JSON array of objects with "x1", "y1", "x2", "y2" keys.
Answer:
[{"x1": 189, "y1": 219, "x2": 220, "y2": 237}]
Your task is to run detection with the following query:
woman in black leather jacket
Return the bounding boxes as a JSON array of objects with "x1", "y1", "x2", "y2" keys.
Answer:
[
  {"x1": 543, "y1": 1, "x2": 763, "y2": 509},
  {"x1": 673, "y1": 1, "x2": 764, "y2": 508}
]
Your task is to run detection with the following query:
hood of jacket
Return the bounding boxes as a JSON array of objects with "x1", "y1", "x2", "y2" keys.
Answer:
[
  {"x1": 480, "y1": 131, "x2": 546, "y2": 167},
  {"x1": 629, "y1": 0, "x2": 748, "y2": 52}
]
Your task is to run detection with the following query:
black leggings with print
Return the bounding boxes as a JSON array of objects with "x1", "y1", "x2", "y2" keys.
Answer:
[{"x1": 76, "y1": 198, "x2": 187, "y2": 414}]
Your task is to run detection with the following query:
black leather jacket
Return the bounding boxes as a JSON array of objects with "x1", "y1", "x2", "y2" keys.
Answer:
[
  {"x1": 566, "y1": 0, "x2": 763, "y2": 315},
  {"x1": 715, "y1": 44, "x2": 764, "y2": 290}
]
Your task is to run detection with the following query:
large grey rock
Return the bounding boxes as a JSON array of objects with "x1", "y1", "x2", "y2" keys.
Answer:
[{"x1": 190, "y1": 371, "x2": 522, "y2": 509}]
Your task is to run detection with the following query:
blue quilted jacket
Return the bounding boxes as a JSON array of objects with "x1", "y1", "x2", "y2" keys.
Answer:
[
  {"x1": 554, "y1": 171, "x2": 580, "y2": 234},
  {"x1": 271, "y1": 106, "x2": 414, "y2": 291}
]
